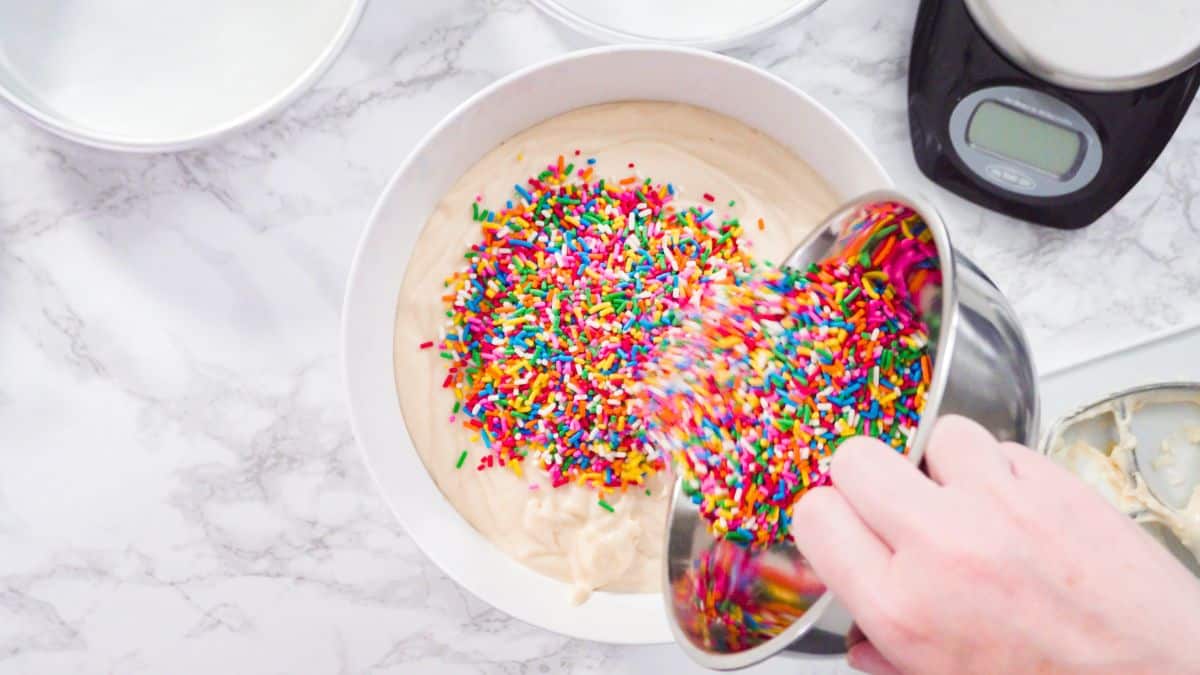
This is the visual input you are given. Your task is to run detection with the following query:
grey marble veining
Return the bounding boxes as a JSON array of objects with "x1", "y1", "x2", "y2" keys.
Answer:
[{"x1": 2, "y1": 0, "x2": 1199, "y2": 673}]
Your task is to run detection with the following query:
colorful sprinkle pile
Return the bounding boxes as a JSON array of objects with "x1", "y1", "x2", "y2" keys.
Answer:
[
  {"x1": 647, "y1": 203, "x2": 940, "y2": 547},
  {"x1": 431, "y1": 156, "x2": 754, "y2": 490},
  {"x1": 672, "y1": 542, "x2": 825, "y2": 652}
]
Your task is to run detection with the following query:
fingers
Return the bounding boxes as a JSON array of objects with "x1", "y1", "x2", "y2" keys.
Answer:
[
  {"x1": 997, "y1": 441, "x2": 1063, "y2": 482},
  {"x1": 846, "y1": 623, "x2": 869, "y2": 649},
  {"x1": 923, "y1": 415, "x2": 1012, "y2": 487},
  {"x1": 791, "y1": 487, "x2": 891, "y2": 617},
  {"x1": 828, "y1": 436, "x2": 941, "y2": 547},
  {"x1": 848, "y1": 640, "x2": 904, "y2": 675}
]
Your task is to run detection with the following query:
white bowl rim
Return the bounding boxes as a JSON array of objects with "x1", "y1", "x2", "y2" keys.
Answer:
[
  {"x1": 342, "y1": 43, "x2": 891, "y2": 645},
  {"x1": 529, "y1": 0, "x2": 828, "y2": 50},
  {"x1": 0, "y1": 0, "x2": 366, "y2": 153}
]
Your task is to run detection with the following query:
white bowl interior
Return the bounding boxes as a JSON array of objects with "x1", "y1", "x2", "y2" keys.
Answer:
[
  {"x1": 343, "y1": 46, "x2": 891, "y2": 645},
  {"x1": 0, "y1": 0, "x2": 363, "y2": 150},
  {"x1": 531, "y1": 0, "x2": 826, "y2": 48}
]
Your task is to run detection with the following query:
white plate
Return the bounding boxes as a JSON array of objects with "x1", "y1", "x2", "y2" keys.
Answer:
[
  {"x1": 965, "y1": 0, "x2": 1200, "y2": 91},
  {"x1": 341, "y1": 45, "x2": 890, "y2": 645},
  {"x1": 531, "y1": 0, "x2": 826, "y2": 50},
  {"x1": 0, "y1": 0, "x2": 365, "y2": 151}
]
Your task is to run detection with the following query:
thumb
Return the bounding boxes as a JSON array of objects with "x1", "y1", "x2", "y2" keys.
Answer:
[{"x1": 848, "y1": 640, "x2": 904, "y2": 675}]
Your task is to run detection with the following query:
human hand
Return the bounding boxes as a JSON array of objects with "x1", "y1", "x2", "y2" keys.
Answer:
[{"x1": 792, "y1": 415, "x2": 1200, "y2": 675}]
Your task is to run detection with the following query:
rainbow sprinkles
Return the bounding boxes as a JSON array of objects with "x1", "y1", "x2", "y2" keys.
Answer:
[
  {"x1": 426, "y1": 152, "x2": 939, "y2": 553},
  {"x1": 646, "y1": 202, "x2": 940, "y2": 548},
  {"x1": 430, "y1": 155, "x2": 755, "y2": 493}
]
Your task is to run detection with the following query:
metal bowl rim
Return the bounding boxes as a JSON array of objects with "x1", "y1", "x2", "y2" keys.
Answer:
[{"x1": 1038, "y1": 380, "x2": 1200, "y2": 456}]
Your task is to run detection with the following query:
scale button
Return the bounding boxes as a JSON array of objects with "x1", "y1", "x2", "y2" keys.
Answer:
[{"x1": 985, "y1": 164, "x2": 1036, "y2": 190}]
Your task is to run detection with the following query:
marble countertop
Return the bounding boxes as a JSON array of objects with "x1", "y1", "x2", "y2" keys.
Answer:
[{"x1": 3, "y1": 1, "x2": 1200, "y2": 673}]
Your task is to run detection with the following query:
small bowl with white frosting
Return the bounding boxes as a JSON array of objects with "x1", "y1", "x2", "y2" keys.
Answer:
[{"x1": 1042, "y1": 382, "x2": 1200, "y2": 576}]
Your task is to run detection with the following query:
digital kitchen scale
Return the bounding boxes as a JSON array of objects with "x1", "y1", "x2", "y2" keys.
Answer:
[{"x1": 910, "y1": 0, "x2": 1200, "y2": 228}]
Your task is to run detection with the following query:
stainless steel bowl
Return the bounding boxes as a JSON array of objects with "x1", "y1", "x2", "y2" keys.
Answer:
[{"x1": 662, "y1": 190, "x2": 1040, "y2": 669}]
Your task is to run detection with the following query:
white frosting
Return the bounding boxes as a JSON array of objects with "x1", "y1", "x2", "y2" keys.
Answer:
[
  {"x1": 393, "y1": 102, "x2": 838, "y2": 601},
  {"x1": 1048, "y1": 394, "x2": 1200, "y2": 568}
]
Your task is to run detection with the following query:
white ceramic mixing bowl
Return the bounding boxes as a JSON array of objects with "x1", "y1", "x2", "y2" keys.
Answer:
[{"x1": 341, "y1": 45, "x2": 890, "y2": 644}]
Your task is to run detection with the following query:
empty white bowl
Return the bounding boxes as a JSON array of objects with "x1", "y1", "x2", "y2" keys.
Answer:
[
  {"x1": 341, "y1": 45, "x2": 890, "y2": 644},
  {"x1": 531, "y1": 0, "x2": 827, "y2": 50},
  {"x1": 0, "y1": 0, "x2": 365, "y2": 151}
]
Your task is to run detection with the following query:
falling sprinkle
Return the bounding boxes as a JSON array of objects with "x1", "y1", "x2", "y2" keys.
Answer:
[{"x1": 646, "y1": 202, "x2": 940, "y2": 547}]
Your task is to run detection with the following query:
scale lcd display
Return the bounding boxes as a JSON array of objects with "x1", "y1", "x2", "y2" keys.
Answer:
[{"x1": 967, "y1": 101, "x2": 1083, "y2": 178}]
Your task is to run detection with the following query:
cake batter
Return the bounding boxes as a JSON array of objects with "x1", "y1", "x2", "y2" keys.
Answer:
[{"x1": 393, "y1": 101, "x2": 838, "y2": 601}]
